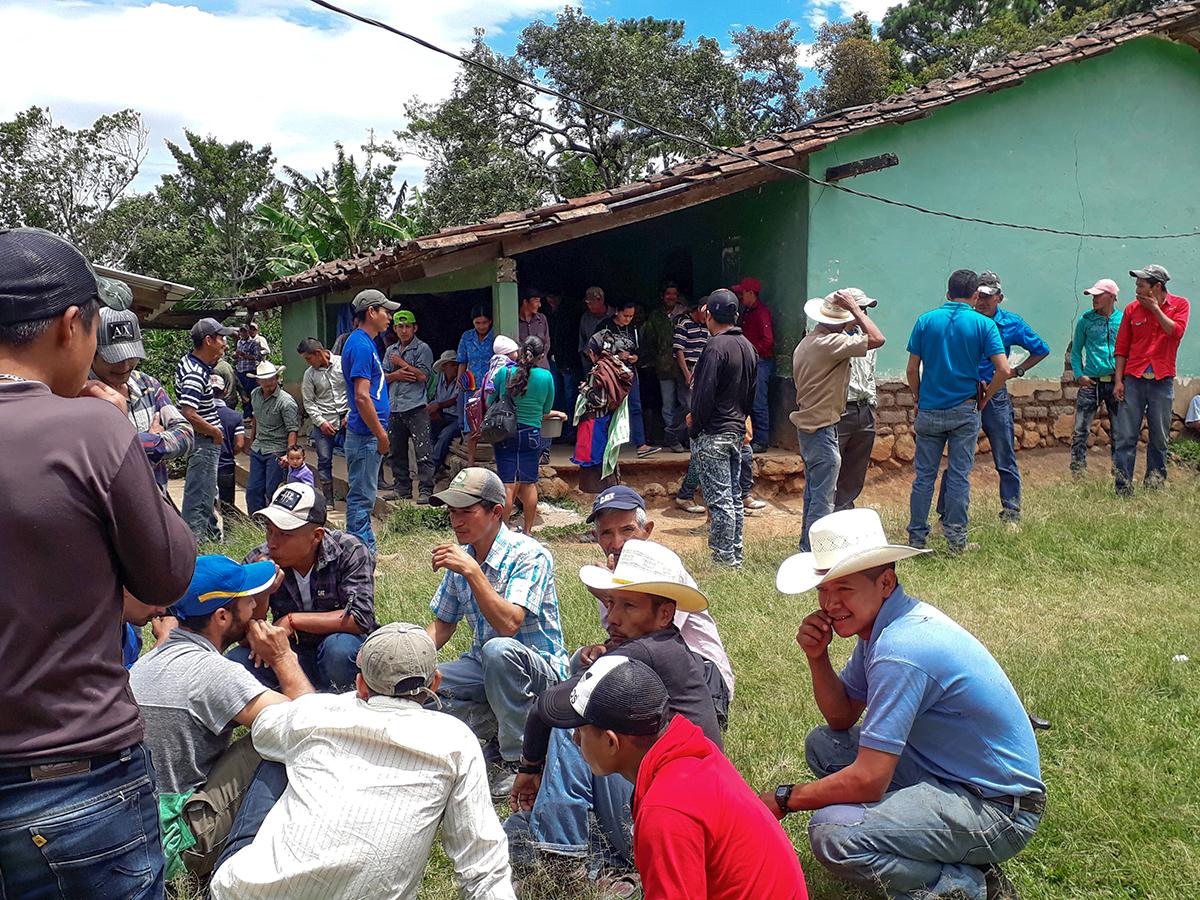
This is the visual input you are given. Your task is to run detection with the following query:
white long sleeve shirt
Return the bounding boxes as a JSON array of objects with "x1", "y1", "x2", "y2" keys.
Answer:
[
  {"x1": 210, "y1": 692, "x2": 515, "y2": 900},
  {"x1": 301, "y1": 356, "x2": 350, "y2": 429}
]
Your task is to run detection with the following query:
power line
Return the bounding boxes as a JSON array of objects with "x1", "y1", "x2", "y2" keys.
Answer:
[{"x1": 308, "y1": 0, "x2": 1200, "y2": 242}]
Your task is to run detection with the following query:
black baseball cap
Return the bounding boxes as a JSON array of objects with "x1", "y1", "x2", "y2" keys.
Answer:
[
  {"x1": 0, "y1": 228, "x2": 131, "y2": 326},
  {"x1": 536, "y1": 655, "x2": 670, "y2": 736},
  {"x1": 705, "y1": 288, "x2": 739, "y2": 323},
  {"x1": 587, "y1": 485, "x2": 646, "y2": 523}
]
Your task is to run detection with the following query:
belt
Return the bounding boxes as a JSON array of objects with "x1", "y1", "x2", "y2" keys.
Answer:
[
  {"x1": 847, "y1": 397, "x2": 873, "y2": 406},
  {"x1": 978, "y1": 791, "x2": 1046, "y2": 816},
  {"x1": 1096, "y1": 374, "x2": 1113, "y2": 382},
  {"x1": 4, "y1": 748, "x2": 133, "y2": 784}
]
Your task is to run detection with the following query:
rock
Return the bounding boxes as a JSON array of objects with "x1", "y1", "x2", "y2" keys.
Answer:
[
  {"x1": 758, "y1": 455, "x2": 803, "y2": 478},
  {"x1": 881, "y1": 457, "x2": 904, "y2": 471},
  {"x1": 539, "y1": 465, "x2": 557, "y2": 477},
  {"x1": 893, "y1": 392, "x2": 915, "y2": 408},
  {"x1": 1025, "y1": 405, "x2": 1049, "y2": 418},
  {"x1": 1034, "y1": 389, "x2": 1063, "y2": 402},
  {"x1": 1021, "y1": 429, "x2": 1040, "y2": 449},
  {"x1": 755, "y1": 480, "x2": 780, "y2": 499},
  {"x1": 871, "y1": 435, "x2": 895, "y2": 462},
  {"x1": 977, "y1": 438, "x2": 991, "y2": 455},
  {"x1": 1049, "y1": 404, "x2": 1075, "y2": 418},
  {"x1": 877, "y1": 392, "x2": 895, "y2": 407},
  {"x1": 1053, "y1": 415, "x2": 1074, "y2": 440},
  {"x1": 783, "y1": 474, "x2": 806, "y2": 493},
  {"x1": 667, "y1": 480, "x2": 682, "y2": 494},
  {"x1": 877, "y1": 409, "x2": 909, "y2": 425},
  {"x1": 1062, "y1": 386, "x2": 1079, "y2": 400},
  {"x1": 894, "y1": 434, "x2": 916, "y2": 462},
  {"x1": 643, "y1": 482, "x2": 666, "y2": 499},
  {"x1": 538, "y1": 477, "x2": 571, "y2": 500}
]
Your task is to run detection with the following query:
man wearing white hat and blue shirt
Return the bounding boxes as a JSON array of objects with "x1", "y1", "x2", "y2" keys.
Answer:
[
  {"x1": 764, "y1": 509, "x2": 1045, "y2": 900},
  {"x1": 246, "y1": 360, "x2": 299, "y2": 516},
  {"x1": 791, "y1": 290, "x2": 886, "y2": 552},
  {"x1": 505, "y1": 540, "x2": 721, "y2": 894}
]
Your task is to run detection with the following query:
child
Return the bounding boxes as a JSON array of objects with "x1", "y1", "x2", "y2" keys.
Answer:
[{"x1": 284, "y1": 445, "x2": 315, "y2": 488}]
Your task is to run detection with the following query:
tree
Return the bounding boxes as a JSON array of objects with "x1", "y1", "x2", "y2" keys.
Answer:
[
  {"x1": 257, "y1": 142, "x2": 416, "y2": 279},
  {"x1": 0, "y1": 106, "x2": 148, "y2": 262},
  {"x1": 732, "y1": 21, "x2": 810, "y2": 133},
  {"x1": 805, "y1": 14, "x2": 913, "y2": 116}
]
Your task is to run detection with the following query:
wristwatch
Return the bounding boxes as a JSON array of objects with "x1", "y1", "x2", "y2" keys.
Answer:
[
  {"x1": 1014, "y1": 365, "x2": 1026, "y2": 378},
  {"x1": 774, "y1": 783, "x2": 794, "y2": 817}
]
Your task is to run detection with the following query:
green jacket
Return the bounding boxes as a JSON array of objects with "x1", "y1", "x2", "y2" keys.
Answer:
[{"x1": 643, "y1": 306, "x2": 683, "y2": 379}]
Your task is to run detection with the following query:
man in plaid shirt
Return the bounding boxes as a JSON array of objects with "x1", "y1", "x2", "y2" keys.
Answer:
[
  {"x1": 89, "y1": 296, "x2": 193, "y2": 496},
  {"x1": 427, "y1": 467, "x2": 567, "y2": 799}
]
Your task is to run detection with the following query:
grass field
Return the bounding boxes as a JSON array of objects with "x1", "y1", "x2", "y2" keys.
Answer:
[{"x1": 178, "y1": 468, "x2": 1200, "y2": 899}]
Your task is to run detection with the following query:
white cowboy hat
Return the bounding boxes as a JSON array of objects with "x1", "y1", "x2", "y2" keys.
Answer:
[
  {"x1": 432, "y1": 350, "x2": 459, "y2": 373},
  {"x1": 776, "y1": 509, "x2": 930, "y2": 594},
  {"x1": 579, "y1": 539, "x2": 708, "y2": 613},
  {"x1": 803, "y1": 294, "x2": 855, "y2": 326},
  {"x1": 251, "y1": 361, "x2": 285, "y2": 380}
]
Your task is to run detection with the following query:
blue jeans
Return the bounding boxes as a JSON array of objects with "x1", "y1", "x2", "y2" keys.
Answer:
[
  {"x1": 182, "y1": 435, "x2": 221, "y2": 542},
  {"x1": 552, "y1": 362, "x2": 579, "y2": 441},
  {"x1": 797, "y1": 425, "x2": 842, "y2": 551},
  {"x1": 212, "y1": 761, "x2": 288, "y2": 881},
  {"x1": 1070, "y1": 380, "x2": 1118, "y2": 472},
  {"x1": 908, "y1": 401, "x2": 981, "y2": 549},
  {"x1": 696, "y1": 431, "x2": 744, "y2": 566},
  {"x1": 0, "y1": 743, "x2": 165, "y2": 900},
  {"x1": 806, "y1": 726, "x2": 1041, "y2": 900},
  {"x1": 1114, "y1": 376, "x2": 1173, "y2": 491},
  {"x1": 658, "y1": 376, "x2": 679, "y2": 443},
  {"x1": 436, "y1": 638, "x2": 560, "y2": 761},
  {"x1": 626, "y1": 372, "x2": 646, "y2": 448},
  {"x1": 344, "y1": 430, "x2": 381, "y2": 554},
  {"x1": 752, "y1": 358, "x2": 774, "y2": 447},
  {"x1": 504, "y1": 728, "x2": 633, "y2": 867},
  {"x1": 431, "y1": 415, "x2": 462, "y2": 469},
  {"x1": 246, "y1": 449, "x2": 287, "y2": 516},
  {"x1": 228, "y1": 632, "x2": 365, "y2": 693},
  {"x1": 310, "y1": 427, "x2": 340, "y2": 483},
  {"x1": 936, "y1": 388, "x2": 1019, "y2": 521}
]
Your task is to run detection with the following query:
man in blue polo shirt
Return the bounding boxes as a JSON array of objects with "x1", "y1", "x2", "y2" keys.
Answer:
[
  {"x1": 341, "y1": 289, "x2": 398, "y2": 555},
  {"x1": 767, "y1": 508, "x2": 1045, "y2": 900},
  {"x1": 905, "y1": 270, "x2": 1010, "y2": 553},
  {"x1": 936, "y1": 272, "x2": 1048, "y2": 525}
]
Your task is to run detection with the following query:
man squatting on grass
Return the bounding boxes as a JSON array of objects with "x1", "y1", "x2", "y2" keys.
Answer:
[{"x1": 766, "y1": 508, "x2": 1045, "y2": 900}]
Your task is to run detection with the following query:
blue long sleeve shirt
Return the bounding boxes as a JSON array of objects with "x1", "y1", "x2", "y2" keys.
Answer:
[
  {"x1": 1070, "y1": 308, "x2": 1123, "y2": 378},
  {"x1": 977, "y1": 307, "x2": 1050, "y2": 382}
]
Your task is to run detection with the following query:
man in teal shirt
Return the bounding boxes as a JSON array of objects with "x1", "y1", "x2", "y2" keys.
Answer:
[{"x1": 1070, "y1": 278, "x2": 1123, "y2": 474}]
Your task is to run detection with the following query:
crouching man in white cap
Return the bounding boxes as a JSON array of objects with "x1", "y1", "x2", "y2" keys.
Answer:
[{"x1": 763, "y1": 509, "x2": 1045, "y2": 900}]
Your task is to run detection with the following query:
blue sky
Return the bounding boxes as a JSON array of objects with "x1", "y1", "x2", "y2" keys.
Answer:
[{"x1": 0, "y1": 0, "x2": 886, "y2": 191}]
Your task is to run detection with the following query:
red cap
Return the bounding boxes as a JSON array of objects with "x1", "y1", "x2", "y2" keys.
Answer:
[{"x1": 732, "y1": 277, "x2": 761, "y2": 295}]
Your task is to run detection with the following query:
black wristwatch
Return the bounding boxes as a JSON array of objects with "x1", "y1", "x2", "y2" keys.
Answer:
[
  {"x1": 1014, "y1": 365, "x2": 1026, "y2": 378},
  {"x1": 774, "y1": 783, "x2": 794, "y2": 817}
]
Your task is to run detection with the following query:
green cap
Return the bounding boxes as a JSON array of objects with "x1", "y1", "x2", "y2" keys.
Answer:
[
  {"x1": 393, "y1": 309, "x2": 417, "y2": 326},
  {"x1": 430, "y1": 466, "x2": 506, "y2": 508}
]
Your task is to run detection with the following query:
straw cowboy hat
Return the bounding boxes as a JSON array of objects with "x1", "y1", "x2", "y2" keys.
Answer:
[
  {"x1": 251, "y1": 361, "x2": 285, "y2": 380},
  {"x1": 432, "y1": 350, "x2": 458, "y2": 374},
  {"x1": 776, "y1": 509, "x2": 929, "y2": 594},
  {"x1": 803, "y1": 288, "x2": 878, "y2": 326},
  {"x1": 579, "y1": 539, "x2": 708, "y2": 613}
]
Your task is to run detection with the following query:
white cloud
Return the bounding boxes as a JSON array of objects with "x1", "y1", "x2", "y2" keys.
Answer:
[
  {"x1": 0, "y1": 0, "x2": 558, "y2": 190},
  {"x1": 806, "y1": 0, "x2": 896, "y2": 30},
  {"x1": 796, "y1": 41, "x2": 815, "y2": 69}
]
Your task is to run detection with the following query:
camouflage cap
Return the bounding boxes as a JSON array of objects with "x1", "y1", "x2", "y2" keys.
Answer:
[{"x1": 1130, "y1": 264, "x2": 1170, "y2": 284}]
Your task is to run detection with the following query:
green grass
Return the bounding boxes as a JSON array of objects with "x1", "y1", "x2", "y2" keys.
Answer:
[{"x1": 180, "y1": 470, "x2": 1200, "y2": 899}]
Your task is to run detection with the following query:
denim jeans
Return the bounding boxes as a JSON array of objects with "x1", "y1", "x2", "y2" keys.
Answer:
[
  {"x1": 504, "y1": 728, "x2": 633, "y2": 868},
  {"x1": 752, "y1": 358, "x2": 775, "y2": 447},
  {"x1": 627, "y1": 372, "x2": 646, "y2": 447},
  {"x1": 246, "y1": 449, "x2": 287, "y2": 516},
  {"x1": 740, "y1": 443, "x2": 754, "y2": 499},
  {"x1": 1070, "y1": 380, "x2": 1118, "y2": 472},
  {"x1": 431, "y1": 415, "x2": 462, "y2": 470},
  {"x1": 936, "y1": 388, "x2": 1019, "y2": 521},
  {"x1": 797, "y1": 424, "x2": 842, "y2": 551},
  {"x1": 343, "y1": 430, "x2": 381, "y2": 554},
  {"x1": 436, "y1": 638, "x2": 560, "y2": 761},
  {"x1": 0, "y1": 743, "x2": 165, "y2": 900},
  {"x1": 908, "y1": 401, "x2": 981, "y2": 549},
  {"x1": 228, "y1": 632, "x2": 365, "y2": 693},
  {"x1": 552, "y1": 364, "x2": 579, "y2": 441},
  {"x1": 658, "y1": 376, "x2": 679, "y2": 443},
  {"x1": 182, "y1": 434, "x2": 221, "y2": 542},
  {"x1": 310, "y1": 427, "x2": 341, "y2": 483},
  {"x1": 211, "y1": 761, "x2": 288, "y2": 880},
  {"x1": 387, "y1": 406, "x2": 435, "y2": 497},
  {"x1": 835, "y1": 401, "x2": 875, "y2": 511},
  {"x1": 1114, "y1": 376, "x2": 1173, "y2": 491},
  {"x1": 806, "y1": 726, "x2": 1041, "y2": 900},
  {"x1": 696, "y1": 431, "x2": 744, "y2": 566}
]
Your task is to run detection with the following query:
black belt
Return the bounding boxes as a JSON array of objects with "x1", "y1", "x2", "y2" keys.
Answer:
[
  {"x1": 979, "y1": 791, "x2": 1046, "y2": 816},
  {"x1": 3, "y1": 747, "x2": 134, "y2": 783},
  {"x1": 847, "y1": 398, "x2": 872, "y2": 406}
]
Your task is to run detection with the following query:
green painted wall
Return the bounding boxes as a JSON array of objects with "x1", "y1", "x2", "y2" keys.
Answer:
[
  {"x1": 280, "y1": 296, "x2": 323, "y2": 392},
  {"x1": 805, "y1": 37, "x2": 1200, "y2": 377}
]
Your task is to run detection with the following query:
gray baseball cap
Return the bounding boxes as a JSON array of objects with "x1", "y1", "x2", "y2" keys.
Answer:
[
  {"x1": 977, "y1": 272, "x2": 1003, "y2": 296},
  {"x1": 430, "y1": 466, "x2": 506, "y2": 508},
  {"x1": 357, "y1": 623, "x2": 438, "y2": 696},
  {"x1": 190, "y1": 317, "x2": 237, "y2": 341},
  {"x1": 352, "y1": 288, "x2": 401, "y2": 313},
  {"x1": 1130, "y1": 264, "x2": 1170, "y2": 284},
  {"x1": 96, "y1": 306, "x2": 146, "y2": 363}
]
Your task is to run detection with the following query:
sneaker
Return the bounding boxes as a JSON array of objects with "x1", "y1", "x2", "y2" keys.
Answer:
[
  {"x1": 417, "y1": 493, "x2": 432, "y2": 506},
  {"x1": 751, "y1": 442, "x2": 768, "y2": 454},
  {"x1": 675, "y1": 497, "x2": 705, "y2": 514},
  {"x1": 980, "y1": 863, "x2": 1020, "y2": 900},
  {"x1": 687, "y1": 524, "x2": 710, "y2": 536},
  {"x1": 490, "y1": 761, "x2": 519, "y2": 800},
  {"x1": 666, "y1": 442, "x2": 687, "y2": 453},
  {"x1": 744, "y1": 496, "x2": 767, "y2": 510},
  {"x1": 636, "y1": 445, "x2": 661, "y2": 458},
  {"x1": 481, "y1": 738, "x2": 503, "y2": 767},
  {"x1": 594, "y1": 869, "x2": 642, "y2": 899},
  {"x1": 946, "y1": 541, "x2": 980, "y2": 555},
  {"x1": 379, "y1": 489, "x2": 400, "y2": 501}
]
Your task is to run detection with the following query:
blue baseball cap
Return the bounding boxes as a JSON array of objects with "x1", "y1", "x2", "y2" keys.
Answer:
[
  {"x1": 170, "y1": 555, "x2": 278, "y2": 618},
  {"x1": 587, "y1": 485, "x2": 646, "y2": 523}
]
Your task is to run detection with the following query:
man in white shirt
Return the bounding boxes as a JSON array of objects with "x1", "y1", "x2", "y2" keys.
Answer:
[
  {"x1": 210, "y1": 622, "x2": 516, "y2": 900},
  {"x1": 834, "y1": 290, "x2": 881, "y2": 511}
]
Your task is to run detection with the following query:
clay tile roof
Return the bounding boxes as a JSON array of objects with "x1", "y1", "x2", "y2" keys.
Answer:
[{"x1": 245, "y1": 1, "x2": 1200, "y2": 309}]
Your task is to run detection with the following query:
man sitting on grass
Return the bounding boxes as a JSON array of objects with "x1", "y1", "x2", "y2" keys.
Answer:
[
  {"x1": 130, "y1": 555, "x2": 313, "y2": 881},
  {"x1": 505, "y1": 540, "x2": 721, "y2": 897},
  {"x1": 235, "y1": 483, "x2": 378, "y2": 692},
  {"x1": 766, "y1": 508, "x2": 1045, "y2": 900},
  {"x1": 427, "y1": 467, "x2": 569, "y2": 799},
  {"x1": 537, "y1": 656, "x2": 809, "y2": 899}
]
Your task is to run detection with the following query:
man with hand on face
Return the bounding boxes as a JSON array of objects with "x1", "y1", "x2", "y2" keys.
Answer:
[
  {"x1": 90, "y1": 284, "x2": 194, "y2": 497},
  {"x1": 130, "y1": 555, "x2": 314, "y2": 881},
  {"x1": 505, "y1": 541, "x2": 721, "y2": 896},
  {"x1": 534, "y1": 657, "x2": 808, "y2": 900},
  {"x1": 427, "y1": 467, "x2": 569, "y2": 799},
  {"x1": 238, "y1": 483, "x2": 378, "y2": 693},
  {"x1": 765, "y1": 509, "x2": 1045, "y2": 900}
]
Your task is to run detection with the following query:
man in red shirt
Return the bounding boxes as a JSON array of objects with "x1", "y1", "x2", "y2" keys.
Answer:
[
  {"x1": 734, "y1": 277, "x2": 775, "y2": 452},
  {"x1": 1112, "y1": 264, "x2": 1189, "y2": 495},
  {"x1": 537, "y1": 654, "x2": 808, "y2": 900}
]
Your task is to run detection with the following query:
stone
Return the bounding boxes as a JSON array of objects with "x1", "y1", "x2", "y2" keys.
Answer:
[
  {"x1": 643, "y1": 482, "x2": 666, "y2": 499},
  {"x1": 893, "y1": 424, "x2": 910, "y2": 434},
  {"x1": 977, "y1": 438, "x2": 991, "y2": 455},
  {"x1": 1025, "y1": 405, "x2": 1049, "y2": 418},
  {"x1": 538, "y1": 477, "x2": 570, "y2": 500},
  {"x1": 783, "y1": 474, "x2": 806, "y2": 493},
  {"x1": 1021, "y1": 429, "x2": 1040, "y2": 449},
  {"x1": 1049, "y1": 404, "x2": 1075, "y2": 417},
  {"x1": 871, "y1": 435, "x2": 895, "y2": 462},
  {"x1": 758, "y1": 455, "x2": 804, "y2": 478},
  {"x1": 540, "y1": 465, "x2": 557, "y2": 477},
  {"x1": 877, "y1": 409, "x2": 909, "y2": 425},
  {"x1": 881, "y1": 457, "x2": 904, "y2": 471},
  {"x1": 894, "y1": 434, "x2": 916, "y2": 462},
  {"x1": 755, "y1": 480, "x2": 780, "y2": 499},
  {"x1": 893, "y1": 392, "x2": 915, "y2": 408},
  {"x1": 1062, "y1": 386, "x2": 1079, "y2": 400},
  {"x1": 1053, "y1": 415, "x2": 1074, "y2": 440},
  {"x1": 1034, "y1": 389, "x2": 1063, "y2": 402},
  {"x1": 877, "y1": 392, "x2": 895, "y2": 407},
  {"x1": 1013, "y1": 423, "x2": 1024, "y2": 440},
  {"x1": 668, "y1": 480, "x2": 682, "y2": 494}
]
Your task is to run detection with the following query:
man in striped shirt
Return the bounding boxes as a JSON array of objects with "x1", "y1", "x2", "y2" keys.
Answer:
[{"x1": 178, "y1": 317, "x2": 238, "y2": 541}]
